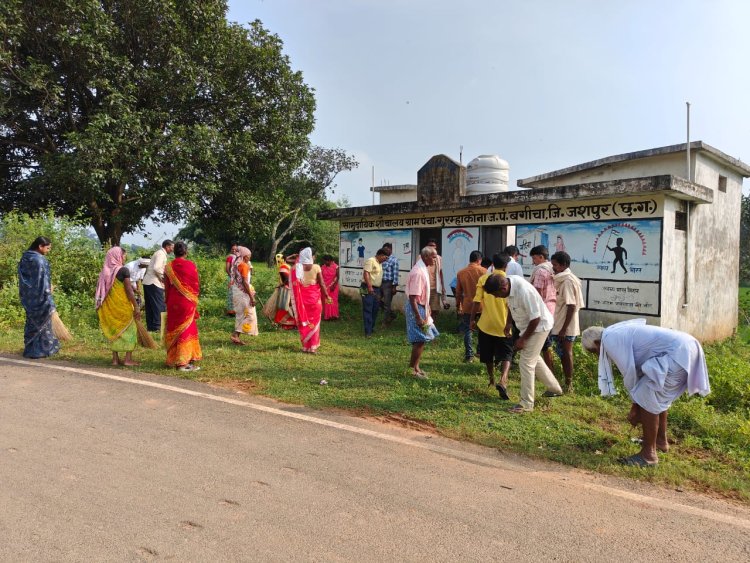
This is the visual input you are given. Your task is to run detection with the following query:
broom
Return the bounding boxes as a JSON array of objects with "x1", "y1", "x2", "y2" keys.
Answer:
[
  {"x1": 51, "y1": 311, "x2": 73, "y2": 341},
  {"x1": 135, "y1": 319, "x2": 159, "y2": 349}
]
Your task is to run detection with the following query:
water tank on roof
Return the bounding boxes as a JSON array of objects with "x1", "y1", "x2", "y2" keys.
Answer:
[{"x1": 466, "y1": 155, "x2": 509, "y2": 194}]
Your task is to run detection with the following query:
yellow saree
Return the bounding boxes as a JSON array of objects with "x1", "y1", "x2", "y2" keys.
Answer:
[{"x1": 98, "y1": 279, "x2": 137, "y2": 352}]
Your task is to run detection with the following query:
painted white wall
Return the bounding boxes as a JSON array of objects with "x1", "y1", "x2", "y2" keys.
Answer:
[
  {"x1": 660, "y1": 155, "x2": 742, "y2": 340},
  {"x1": 379, "y1": 190, "x2": 418, "y2": 204}
]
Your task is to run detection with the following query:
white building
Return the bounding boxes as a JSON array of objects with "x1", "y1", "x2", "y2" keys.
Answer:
[{"x1": 321, "y1": 142, "x2": 749, "y2": 341}]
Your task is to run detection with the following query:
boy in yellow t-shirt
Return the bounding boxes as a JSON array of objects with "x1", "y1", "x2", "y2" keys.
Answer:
[
  {"x1": 362, "y1": 248, "x2": 387, "y2": 337},
  {"x1": 469, "y1": 253, "x2": 512, "y2": 400}
]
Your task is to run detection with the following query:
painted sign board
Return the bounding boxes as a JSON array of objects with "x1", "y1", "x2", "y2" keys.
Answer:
[
  {"x1": 516, "y1": 218, "x2": 662, "y2": 316},
  {"x1": 339, "y1": 197, "x2": 661, "y2": 232},
  {"x1": 339, "y1": 229, "x2": 412, "y2": 288},
  {"x1": 441, "y1": 227, "x2": 480, "y2": 296}
]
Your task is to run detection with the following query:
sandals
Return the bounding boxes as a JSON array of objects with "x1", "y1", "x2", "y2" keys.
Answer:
[
  {"x1": 508, "y1": 404, "x2": 530, "y2": 414},
  {"x1": 619, "y1": 453, "x2": 657, "y2": 468},
  {"x1": 495, "y1": 384, "x2": 510, "y2": 401},
  {"x1": 410, "y1": 369, "x2": 427, "y2": 379}
]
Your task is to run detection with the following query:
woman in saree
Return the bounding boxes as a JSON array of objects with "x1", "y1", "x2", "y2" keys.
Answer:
[
  {"x1": 96, "y1": 246, "x2": 140, "y2": 366},
  {"x1": 321, "y1": 255, "x2": 339, "y2": 320},
  {"x1": 230, "y1": 246, "x2": 259, "y2": 345},
  {"x1": 224, "y1": 243, "x2": 239, "y2": 316},
  {"x1": 290, "y1": 247, "x2": 331, "y2": 353},
  {"x1": 18, "y1": 236, "x2": 60, "y2": 359},
  {"x1": 262, "y1": 253, "x2": 297, "y2": 329},
  {"x1": 164, "y1": 242, "x2": 202, "y2": 372}
]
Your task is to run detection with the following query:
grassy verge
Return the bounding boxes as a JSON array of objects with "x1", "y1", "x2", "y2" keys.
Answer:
[{"x1": 2, "y1": 262, "x2": 749, "y2": 502}]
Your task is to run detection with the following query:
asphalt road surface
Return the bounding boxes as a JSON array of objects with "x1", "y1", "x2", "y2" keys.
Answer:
[{"x1": 1, "y1": 356, "x2": 749, "y2": 562}]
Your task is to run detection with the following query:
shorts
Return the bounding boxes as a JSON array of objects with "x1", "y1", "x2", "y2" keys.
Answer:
[
  {"x1": 552, "y1": 335, "x2": 576, "y2": 359},
  {"x1": 478, "y1": 329, "x2": 513, "y2": 365},
  {"x1": 429, "y1": 290, "x2": 442, "y2": 311}
]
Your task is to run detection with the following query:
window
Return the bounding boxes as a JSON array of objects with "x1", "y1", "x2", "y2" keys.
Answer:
[
  {"x1": 675, "y1": 211, "x2": 687, "y2": 231},
  {"x1": 718, "y1": 175, "x2": 727, "y2": 193}
]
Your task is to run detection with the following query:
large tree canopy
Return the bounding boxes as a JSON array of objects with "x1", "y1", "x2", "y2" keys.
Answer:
[{"x1": 0, "y1": 0, "x2": 315, "y2": 245}]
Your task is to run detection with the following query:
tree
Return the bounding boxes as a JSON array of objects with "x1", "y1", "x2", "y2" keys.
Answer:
[
  {"x1": 193, "y1": 145, "x2": 357, "y2": 264},
  {"x1": 741, "y1": 193, "x2": 750, "y2": 286},
  {"x1": 0, "y1": 1, "x2": 315, "y2": 245}
]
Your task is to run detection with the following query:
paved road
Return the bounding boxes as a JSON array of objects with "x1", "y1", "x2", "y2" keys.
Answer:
[{"x1": 1, "y1": 356, "x2": 749, "y2": 562}]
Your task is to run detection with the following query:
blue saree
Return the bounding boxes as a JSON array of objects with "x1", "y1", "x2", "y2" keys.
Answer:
[{"x1": 18, "y1": 250, "x2": 60, "y2": 359}]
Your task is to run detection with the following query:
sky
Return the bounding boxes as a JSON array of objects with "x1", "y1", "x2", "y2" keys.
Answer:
[{"x1": 124, "y1": 0, "x2": 750, "y2": 246}]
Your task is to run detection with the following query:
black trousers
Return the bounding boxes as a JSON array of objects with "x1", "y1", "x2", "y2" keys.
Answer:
[{"x1": 143, "y1": 284, "x2": 165, "y2": 331}]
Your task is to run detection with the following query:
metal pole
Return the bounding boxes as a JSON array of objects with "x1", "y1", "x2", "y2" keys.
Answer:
[
  {"x1": 371, "y1": 165, "x2": 375, "y2": 205},
  {"x1": 686, "y1": 102, "x2": 691, "y2": 181},
  {"x1": 683, "y1": 101, "x2": 691, "y2": 308}
]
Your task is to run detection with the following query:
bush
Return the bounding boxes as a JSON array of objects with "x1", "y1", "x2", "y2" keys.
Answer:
[
  {"x1": 0, "y1": 210, "x2": 103, "y2": 326},
  {"x1": 0, "y1": 210, "x2": 102, "y2": 295}
]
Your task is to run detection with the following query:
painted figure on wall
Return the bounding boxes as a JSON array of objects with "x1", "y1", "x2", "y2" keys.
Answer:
[{"x1": 607, "y1": 237, "x2": 628, "y2": 274}]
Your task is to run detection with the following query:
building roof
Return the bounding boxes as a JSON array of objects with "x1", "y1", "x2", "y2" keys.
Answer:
[
  {"x1": 517, "y1": 141, "x2": 750, "y2": 187},
  {"x1": 319, "y1": 175, "x2": 712, "y2": 220},
  {"x1": 369, "y1": 184, "x2": 417, "y2": 193}
]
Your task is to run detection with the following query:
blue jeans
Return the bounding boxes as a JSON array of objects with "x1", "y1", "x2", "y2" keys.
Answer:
[
  {"x1": 459, "y1": 313, "x2": 475, "y2": 359},
  {"x1": 362, "y1": 290, "x2": 380, "y2": 336}
]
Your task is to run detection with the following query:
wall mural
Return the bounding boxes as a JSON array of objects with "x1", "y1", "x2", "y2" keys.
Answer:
[
  {"x1": 440, "y1": 227, "x2": 480, "y2": 296},
  {"x1": 515, "y1": 219, "x2": 662, "y2": 316},
  {"x1": 339, "y1": 229, "x2": 412, "y2": 288}
]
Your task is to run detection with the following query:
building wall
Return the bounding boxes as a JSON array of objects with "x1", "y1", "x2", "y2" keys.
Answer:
[
  {"x1": 527, "y1": 152, "x2": 742, "y2": 340},
  {"x1": 659, "y1": 154, "x2": 742, "y2": 341},
  {"x1": 379, "y1": 190, "x2": 417, "y2": 204}
]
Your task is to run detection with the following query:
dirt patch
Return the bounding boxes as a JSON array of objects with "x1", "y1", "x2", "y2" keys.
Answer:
[
  {"x1": 208, "y1": 378, "x2": 259, "y2": 395},
  {"x1": 365, "y1": 412, "x2": 439, "y2": 434}
]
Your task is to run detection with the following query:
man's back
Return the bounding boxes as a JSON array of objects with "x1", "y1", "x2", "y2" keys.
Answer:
[{"x1": 455, "y1": 263, "x2": 486, "y2": 312}]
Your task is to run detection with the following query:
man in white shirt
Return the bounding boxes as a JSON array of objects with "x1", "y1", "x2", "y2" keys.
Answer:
[
  {"x1": 581, "y1": 320, "x2": 710, "y2": 467},
  {"x1": 125, "y1": 257, "x2": 150, "y2": 308},
  {"x1": 489, "y1": 275, "x2": 564, "y2": 413},
  {"x1": 503, "y1": 245, "x2": 524, "y2": 277},
  {"x1": 142, "y1": 239, "x2": 174, "y2": 332}
]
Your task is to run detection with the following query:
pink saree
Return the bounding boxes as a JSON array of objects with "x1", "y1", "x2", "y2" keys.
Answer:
[
  {"x1": 291, "y1": 267, "x2": 322, "y2": 352},
  {"x1": 321, "y1": 263, "x2": 339, "y2": 320}
]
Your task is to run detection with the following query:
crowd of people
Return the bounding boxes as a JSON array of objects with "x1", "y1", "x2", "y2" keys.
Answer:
[{"x1": 17, "y1": 236, "x2": 711, "y2": 466}]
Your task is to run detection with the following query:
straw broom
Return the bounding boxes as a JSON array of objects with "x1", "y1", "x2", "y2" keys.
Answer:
[
  {"x1": 51, "y1": 311, "x2": 73, "y2": 341},
  {"x1": 135, "y1": 319, "x2": 159, "y2": 349}
]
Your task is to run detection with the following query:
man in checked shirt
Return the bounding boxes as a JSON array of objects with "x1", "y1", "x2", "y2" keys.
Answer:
[
  {"x1": 380, "y1": 243, "x2": 400, "y2": 326},
  {"x1": 529, "y1": 245, "x2": 556, "y2": 372}
]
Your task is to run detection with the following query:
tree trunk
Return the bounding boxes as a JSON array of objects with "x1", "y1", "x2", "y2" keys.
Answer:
[{"x1": 266, "y1": 207, "x2": 302, "y2": 266}]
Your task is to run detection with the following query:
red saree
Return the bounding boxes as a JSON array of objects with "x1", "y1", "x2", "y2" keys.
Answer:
[
  {"x1": 164, "y1": 258, "x2": 202, "y2": 367},
  {"x1": 321, "y1": 263, "x2": 339, "y2": 320},
  {"x1": 291, "y1": 266, "x2": 322, "y2": 352}
]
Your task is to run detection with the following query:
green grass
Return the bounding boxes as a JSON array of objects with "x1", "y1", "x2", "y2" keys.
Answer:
[{"x1": 2, "y1": 261, "x2": 749, "y2": 502}]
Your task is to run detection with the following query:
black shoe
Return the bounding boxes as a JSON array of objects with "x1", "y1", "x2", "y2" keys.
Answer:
[
  {"x1": 496, "y1": 384, "x2": 510, "y2": 401},
  {"x1": 542, "y1": 390, "x2": 563, "y2": 398}
]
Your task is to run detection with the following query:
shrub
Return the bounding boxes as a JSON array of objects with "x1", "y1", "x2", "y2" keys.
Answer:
[
  {"x1": 0, "y1": 210, "x2": 103, "y2": 326},
  {"x1": 0, "y1": 210, "x2": 102, "y2": 295}
]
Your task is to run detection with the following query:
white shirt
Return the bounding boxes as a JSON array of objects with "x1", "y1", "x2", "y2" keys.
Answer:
[
  {"x1": 143, "y1": 248, "x2": 168, "y2": 289},
  {"x1": 506, "y1": 275, "x2": 553, "y2": 333},
  {"x1": 125, "y1": 259, "x2": 147, "y2": 289},
  {"x1": 506, "y1": 258, "x2": 524, "y2": 277},
  {"x1": 598, "y1": 319, "x2": 711, "y2": 400}
]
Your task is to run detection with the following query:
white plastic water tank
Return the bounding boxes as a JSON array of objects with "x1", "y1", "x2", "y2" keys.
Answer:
[{"x1": 466, "y1": 155, "x2": 509, "y2": 194}]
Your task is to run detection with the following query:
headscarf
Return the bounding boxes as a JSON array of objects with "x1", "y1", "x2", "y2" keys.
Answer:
[
  {"x1": 231, "y1": 247, "x2": 252, "y2": 287},
  {"x1": 95, "y1": 246, "x2": 126, "y2": 309},
  {"x1": 295, "y1": 247, "x2": 313, "y2": 280}
]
